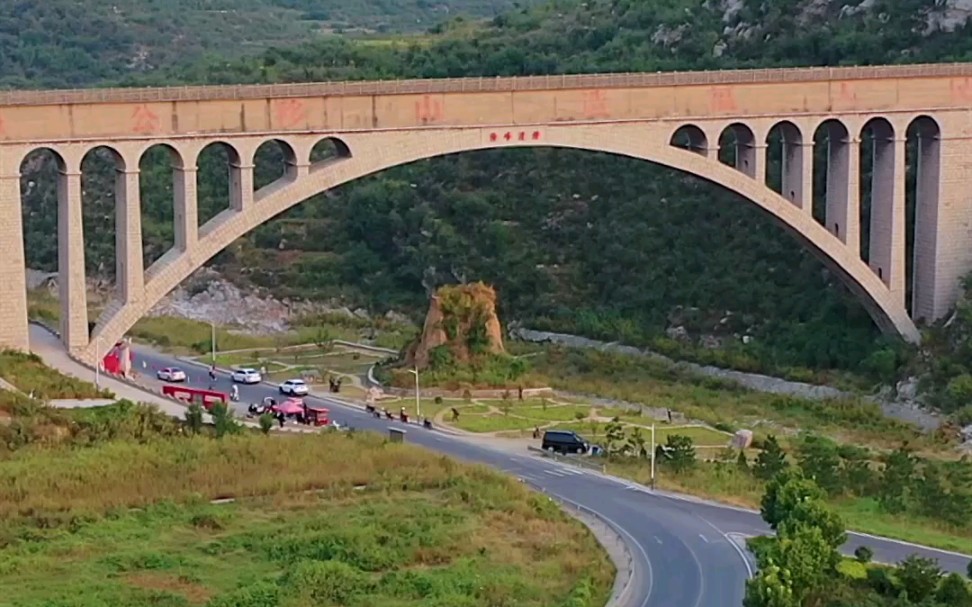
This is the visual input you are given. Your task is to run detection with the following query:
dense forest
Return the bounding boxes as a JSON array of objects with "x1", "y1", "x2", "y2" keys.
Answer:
[
  {"x1": 14, "y1": 0, "x2": 972, "y2": 388},
  {"x1": 0, "y1": 0, "x2": 535, "y2": 87}
]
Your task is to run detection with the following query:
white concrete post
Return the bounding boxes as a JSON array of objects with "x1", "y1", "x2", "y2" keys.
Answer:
[
  {"x1": 115, "y1": 168, "x2": 144, "y2": 304},
  {"x1": 0, "y1": 172, "x2": 29, "y2": 352},
  {"x1": 57, "y1": 168, "x2": 89, "y2": 351}
]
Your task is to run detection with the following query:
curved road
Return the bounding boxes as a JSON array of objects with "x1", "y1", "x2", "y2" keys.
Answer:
[{"x1": 128, "y1": 346, "x2": 970, "y2": 606}]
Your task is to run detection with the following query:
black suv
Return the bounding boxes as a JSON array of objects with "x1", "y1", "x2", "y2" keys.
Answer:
[{"x1": 541, "y1": 430, "x2": 589, "y2": 455}]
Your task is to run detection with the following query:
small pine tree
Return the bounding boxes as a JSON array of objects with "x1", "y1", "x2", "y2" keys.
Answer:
[
  {"x1": 184, "y1": 403, "x2": 204, "y2": 434},
  {"x1": 736, "y1": 450, "x2": 750, "y2": 473},
  {"x1": 258, "y1": 413, "x2": 274, "y2": 435},
  {"x1": 754, "y1": 434, "x2": 788, "y2": 480}
]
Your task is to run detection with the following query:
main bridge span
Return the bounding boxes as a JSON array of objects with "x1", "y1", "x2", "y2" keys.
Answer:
[{"x1": 2, "y1": 63, "x2": 972, "y2": 363}]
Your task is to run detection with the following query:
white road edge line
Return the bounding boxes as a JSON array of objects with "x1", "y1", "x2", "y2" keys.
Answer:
[{"x1": 699, "y1": 516, "x2": 755, "y2": 580}]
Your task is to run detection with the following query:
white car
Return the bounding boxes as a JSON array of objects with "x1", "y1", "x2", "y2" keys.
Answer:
[
  {"x1": 156, "y1": 367, "x2": 187, "y2": 382},
  {"x1": 231, "y1": 368, "x2": 262, "y2": 384},
  {"x1": 279, "y1": 378, "x2": 309, "y2": 396}
]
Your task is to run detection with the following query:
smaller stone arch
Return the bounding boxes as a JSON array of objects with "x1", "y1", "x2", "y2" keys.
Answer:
[
  {"x1": 859, "y1": 116, "x2": 900, "y2": 290},
  {"x1": 81, "y1": 144, "x2": 126, "y2": 173},
  {"x1": 309, "y1": 136, "x2": 352, "y2": 169},
  {"x1": 137, "y1": 142, "x2": 185, "y2": 170},
  {"x1": 718, "y1": 122, "x2": 758, "y2": 177},
  {"x1": 253, "y1": 138, "x2": 300, "y2": 190},
  {"x1": 669, "y1": 124, "x2": 708, "y2": 156},
  {"x1": 20, "y1": 146, "x2": 68, "y2": 174},
  {"x1": 907, "y1": 115, "x2": 942, "y2": 321},
  {"x1": 860, "y1": 116, "x2": 895, "y2": 142},
  {"x1": 766, "y1": 120, "x2": 808, "y2": 206}
]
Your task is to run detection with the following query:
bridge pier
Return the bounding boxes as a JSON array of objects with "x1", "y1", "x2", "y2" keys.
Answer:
[
  {"x1": 57, "y1": 168, "x2": 89, "y2": 351},
  {"x1": 868, "y1": 136, "x2": 907, "y2": 307},
  {"x1": 229, "y1": 162, "x2": 254, "y2": 211},
  {"x1": 913, "y1": 132, "x2": 972, "y2": 323},
  {"x1": 781, "y1": 141, "x2": 813, "y2": 214},
  {"x1": 0, "y1": 172, "x2": 29, "y2": 352},
  {"x1": 825, "y1": 134, "x2": 861, "y2": 256},
  {"x1": 115, "y1": 168, "x2": 144, "y2": 304},
  {"x1": 174, "y1": 166, "x2": 198, "y2": 251}
]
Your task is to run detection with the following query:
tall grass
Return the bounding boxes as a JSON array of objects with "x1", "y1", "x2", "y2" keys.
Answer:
[
  {"x1": 0, "y1": 350, "x2": 111, "y2": 399},
  {"x1": 0, "y1": 432, "x2": 613, "y2": 607}
]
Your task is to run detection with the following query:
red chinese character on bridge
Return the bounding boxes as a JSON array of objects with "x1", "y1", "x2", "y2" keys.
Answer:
[
  {"x1": 415, "y1": 95, "x2": 444, "y2": 124},
  {"x1": 503, "y1": 132, "x2": 512, "y2": 141},
  {"x1": 274, "y1": 99, "x2": 307, "y2": 129},
  {"x1": 518, "y1": 131, "x2": 527, "y2": 140},
  {"x1": 582, "y1": 90, "x2": 610, "y2": 119},
  {"x1": 532, "y1": 131, "x2": 541, "y2": 140},
  {"x1": 489, "y1": 132, "x2": 498, "y2": 142},
  {"x1": 131, "y1": 104, "x2": 161, "y2": 135}
]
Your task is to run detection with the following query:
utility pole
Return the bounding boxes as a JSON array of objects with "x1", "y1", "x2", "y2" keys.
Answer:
[
  {"x1": 409, "y1": 366, "x2": 421, "y2": 418},
  {"x1": 210, "y1": 321, "x2": 217, "y2": 365},
  {"x1": 650, "y1": 423, "x2": 656, "y2": 490}
]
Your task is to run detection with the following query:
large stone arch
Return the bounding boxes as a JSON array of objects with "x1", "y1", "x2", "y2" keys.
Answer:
[{"x1": 77, "y1": 123, "x2": 919, "y2": 362}]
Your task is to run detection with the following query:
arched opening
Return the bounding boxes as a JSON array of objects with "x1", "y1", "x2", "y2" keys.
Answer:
[
  {"x1": 718, "y1": 123, "x2": 758, "y2": 179},
  {"x1": 765, "y1": 120, "x2": 807, "y2": 208},
  {"x1": 906, "y1": 115, "x2": 942, "y2": 320},
  {"x1": 669, "y1": 124, "x2": 708, "y2": 156},
  {"x1": 310, "y1": 136, "x2": 352, "y2": 171},
  {"x1": 20, "y1": 148, "x2": 67, "y2": 329},
  {"x1": 80, "y1": 146, "x2": 124, "y2": 288},
  {"x1": 859, "y1": 117, "x2": 897, "y2": 286},
  {"x1": 812, "y1": 119, "x2": 852, "y2": 236},
  {"x1": 139, "y1": 144, "x2": 182, "y2": 270},
  {"x1": 196, "y1": 141, "x2": 243, "y2": 234},
  {"x1": 253, "y1": 138, "x2": 298, "y2": 191}
]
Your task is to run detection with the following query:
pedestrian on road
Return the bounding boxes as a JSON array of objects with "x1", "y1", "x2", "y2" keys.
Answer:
[{"x1": 277, "y1": 412, "x2": 285, "y2": 428}]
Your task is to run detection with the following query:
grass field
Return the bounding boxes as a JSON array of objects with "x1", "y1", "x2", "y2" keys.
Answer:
[
  {"x1": 528, "y1": 347, "x2": 931, "y2": 452},
  {"x1": 0, "y1": 433, "x2": 613, "y2": 607},
  {"x1": 0, "y1": 350, "x2": 112, "y2": 399}
]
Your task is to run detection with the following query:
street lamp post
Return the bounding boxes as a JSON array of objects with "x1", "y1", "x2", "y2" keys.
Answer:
[
  {"x1": 94, "y1": 337, "x2": 102, "y2": 389},
  {"x1": 650, "y1": 423, "x2": 656, "y2": 491},
  {"x1": 408, "y1": 367, "x2": 421, "y2": 419},
  {"x1": 210, "y1": 322, "x2": 217, "y2": 365}
]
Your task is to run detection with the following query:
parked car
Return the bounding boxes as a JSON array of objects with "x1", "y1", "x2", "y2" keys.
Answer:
[
  {"x1": 156, "y1": 367, "x2": 187, "y2": 382},
  {"x1": 542, "y1": 429, "x2": 590, "y2": 455},
  {"x1": 279, "y1": 378, "x2": 309, "y2": 396},
  {"x1": 231, "y1": 368, "x2": 262, "y2": 384}
]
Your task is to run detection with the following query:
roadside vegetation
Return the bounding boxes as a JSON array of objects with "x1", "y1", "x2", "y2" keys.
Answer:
[
  {"x1": 744, "y1": 469, "x2": 972, "y2": 607},
  {"x1": 0, "y1": 349, "x2": 112, "y2": 399},
  {"x1": 0, "y1": 356, "x2": 612, "y2": 606},
  {"x1": 597, "y1": 422, "x2": 972, "y2": 555}
]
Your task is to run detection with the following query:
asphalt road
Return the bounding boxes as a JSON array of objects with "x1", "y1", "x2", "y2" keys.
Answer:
[{"x1": 132, "y1": 346, "x2": 971, "y2": 605}]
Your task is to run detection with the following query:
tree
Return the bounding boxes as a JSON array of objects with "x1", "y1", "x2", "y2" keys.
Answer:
[
  {"x1": 210, "y1": 402, "x2": 241, "y2": 438},
  {"x1": 765, "y1": 524, "x2": 835, "y2": 605},
  {"x1": 760, "y1": 468, "x2": 822, "y2": 530},
  {"x1": 743, "y1": 564, "x2": 797, "y2": 607},
  {"x1": 936, "y1": 572, "x2": 972, "y2": 607},
  {"x1": 754, "y1": 435, "x2": 788, "y2": 480},
  {"x1": 604, "y1": 418, "x2": 626, "y2": 455},
  {"x1": 737, "y1": 449, "x2": 750, "y2": 473},
  {"x1": 896, "y1": 554, "x2": 942, "y2": 604},
  {"x1": 853, "y1": 545, "x2": 873, "y2": 564},
  {"x1": 625, "y1": 426, "x2": 648, "y2": 458},
  {"x1": 258, "y1": 413, "x2": 274, "y2": 435},
  {"x1": 879, "y1": 444, "x2": 916, "y2": 514},
  {"x1": 665, "y1": 434, "x2": 696, "y2": 473},
  {"x1": 184, "y1": 402, "x2": 204, "y2": 434},
  {"x1": 796, "y1": 434, "x2": 841, "y2": 495}
]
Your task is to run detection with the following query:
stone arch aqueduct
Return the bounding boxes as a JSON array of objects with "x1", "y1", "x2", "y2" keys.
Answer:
[{"x1": 3, "y1": 63, "x2": 972, "y2": 364}]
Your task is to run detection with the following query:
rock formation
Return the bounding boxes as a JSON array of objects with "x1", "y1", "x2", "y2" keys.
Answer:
[{"x1": 405, "y1": 282, "x2": 505, "y2": 370}]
